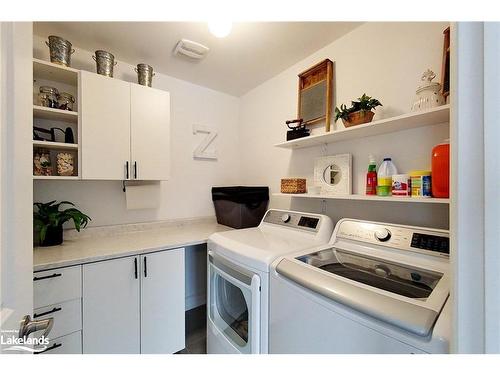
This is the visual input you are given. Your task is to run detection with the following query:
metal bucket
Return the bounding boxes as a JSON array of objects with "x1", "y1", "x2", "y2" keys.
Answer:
[
  {"x1": 45, "y1": 36, "x2": 75, "y2": 67},
  {"x1": 135, "y1": 63, "x2": 155, "y2": 87},
  {"x1": 92, "y1": 50, "x2": 117, "y2": 77}
]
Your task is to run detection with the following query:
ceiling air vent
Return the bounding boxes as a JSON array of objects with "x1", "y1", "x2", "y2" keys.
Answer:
[{"x1": 174, "y1": 39, "x2": 210, "y2": 60}]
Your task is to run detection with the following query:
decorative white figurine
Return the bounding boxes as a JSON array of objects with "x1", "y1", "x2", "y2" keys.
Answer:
[{"x1": 411, "y1": 69, "x2": 445, "y2": 112}]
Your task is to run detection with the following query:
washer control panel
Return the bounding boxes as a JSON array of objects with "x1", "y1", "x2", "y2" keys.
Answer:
[
  {"x1": 335, "y1": 219, "x2": 449, "y2": 257},
  {"x1": 263, "y1": 210, "x2": 321, "y2": 232}
]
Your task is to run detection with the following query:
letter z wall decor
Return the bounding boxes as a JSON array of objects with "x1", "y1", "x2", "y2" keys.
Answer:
[{"x1": 193, "y1": 124, "x2": 218, "y2": 160}]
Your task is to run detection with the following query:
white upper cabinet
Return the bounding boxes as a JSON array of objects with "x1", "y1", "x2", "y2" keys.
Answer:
[
  {"x1": 130, "y1": 84, "x2": 170, "y2": 180},
  {"x1": 80, "y1": 71, "x2": 170, "y2": 180},
  {"x1": 81, "y1": 71, "x2": 131, "y2": 180}
]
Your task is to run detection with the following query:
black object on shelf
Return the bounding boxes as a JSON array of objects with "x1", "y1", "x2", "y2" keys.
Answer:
[
  {"x1": 33, "y1": 126, "x2": 55, "y2": 142},
  {"x1": 212, "y1": 186, "x2": 269, "y2": 229},
  {"x1": 286, "y1": 118, "x2": 310, "y2": 141},
  {"x1": 33, "y1": 126, "x2": 75, "y2": 144},
  {"x1": 52, "y1": 127, "x2": 75, "y2": 144}
]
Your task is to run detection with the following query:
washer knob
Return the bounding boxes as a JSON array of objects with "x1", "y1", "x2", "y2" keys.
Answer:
[
  {"x1": 375, "y1": 228, "x2": 391, "y2": 242},
  {"x1": 281, "y1": 214, "x2": 291, "y2": 223}
]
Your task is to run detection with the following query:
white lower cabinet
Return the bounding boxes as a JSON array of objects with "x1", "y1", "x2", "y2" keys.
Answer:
[
  {"x1": 36, "y1": 331, "x2": 82, "y2": 355},
  {"x1": 33, "y1": 299, "x2": 82, "y2": 340},
  {"x1": 33, "y1": 266, "x2": 83, "y2": 354},
  {"x1": 141, "y1": 249, "x2": 185, "y2": 353},
  {"x1": 83, "y1": 256, "x2": 141, "y2": 354},
  {"x1": 82, "y1": 248, "x2": 185, "y2": 354}
]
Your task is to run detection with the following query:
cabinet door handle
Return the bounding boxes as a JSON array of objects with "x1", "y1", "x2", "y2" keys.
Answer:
[
  {"x1": 134, "y1": 161, "x2": 137, "y2": 179},
  {"x1": 33, "y1": 307, "x2": 62, "y2": 319},
  {"x1": 34, "y1": 342, "x2": 62, "y2": 354},
  {"x1": 126, "y1": 161, "x2": 129, "y2": 180},
  {"x1": 144, "y1": 256, "x2": 147, "y2": 278},
  {"x1": 134, "y1": 258, "x2": 138, "y2": 279},
  {"x1": 33, "y1": 273, "x2": 62, "y2": 281}
]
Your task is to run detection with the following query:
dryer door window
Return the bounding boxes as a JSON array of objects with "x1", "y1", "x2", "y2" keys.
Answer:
[
  {"x1": 208, "y1": 253, "x2": 261, "y2": 354},
  {"x1": 216, "y1": 275, "x2": 249, "y2": 344}
]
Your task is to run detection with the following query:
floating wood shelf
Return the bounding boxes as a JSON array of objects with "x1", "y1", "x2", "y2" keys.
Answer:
[
  {"x1": 33, "y1": 58, "x2": 79, "y2": 86},
  {"x1": 273, "y1": 193, "x2": 449, "y2": 204},
  {"x1": 33, "y1": 105, "x2": 78, "y2": 123},
  {"x1": 274, "y1": 105, "x2": 450, "y2": 149}
]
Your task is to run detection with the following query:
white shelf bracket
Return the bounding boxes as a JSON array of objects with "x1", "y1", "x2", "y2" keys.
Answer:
[{"x1": 321, "y1": 199, "x2": 327, "y2": 214}]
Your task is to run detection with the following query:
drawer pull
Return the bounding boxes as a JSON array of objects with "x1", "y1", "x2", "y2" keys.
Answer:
[
  {"x1": 33, "y1": 273, "x2": 62, "y2": 281},
  {"x1": 34, "y1": 342, "x2": 62, "y2": 354},
  {"x1": 33, "y1": 307, "x2": 62, "y2": 319}
]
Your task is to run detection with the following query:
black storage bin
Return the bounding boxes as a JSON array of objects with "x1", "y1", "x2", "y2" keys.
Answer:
[{"x1": 211, "y1": 186, "x2": 269, "y2": 229}]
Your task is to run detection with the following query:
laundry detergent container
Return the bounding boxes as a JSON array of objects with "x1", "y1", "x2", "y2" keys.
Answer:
[{"x1": 211, "y1": 186, "x2": 269, "y2": 229}]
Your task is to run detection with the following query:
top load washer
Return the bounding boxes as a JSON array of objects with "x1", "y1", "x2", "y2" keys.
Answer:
[
  {"x1": 207, "y1": 209, "x2": 333, "y2": 354},
  {"x1": 270, "y1": 218, "x2": 451, "y2": 354}
]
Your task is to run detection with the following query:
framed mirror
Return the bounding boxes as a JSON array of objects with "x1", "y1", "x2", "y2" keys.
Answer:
[
  {"x1": 314, "y1": 154, "x2": 352, "y2": 195},
  {"x1": 298, "y1": 59, "x2": 334, "y2": 132}
]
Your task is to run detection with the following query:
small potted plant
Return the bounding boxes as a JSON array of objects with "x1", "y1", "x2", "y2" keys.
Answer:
[
  {"x1": 34, "y1": 200, "x2": 91, "y2": 247},
  {"x1": 335, "y1": 94, "x2": 382, "y2": 127}
]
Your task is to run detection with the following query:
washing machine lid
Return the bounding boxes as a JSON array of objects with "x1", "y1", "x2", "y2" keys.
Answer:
[
  {"x1": 276, "y1": 255, "x2": 447, "y2": 337},
  {"x1": 209, "y1": 226, "x2": 326, "y2": 272}
]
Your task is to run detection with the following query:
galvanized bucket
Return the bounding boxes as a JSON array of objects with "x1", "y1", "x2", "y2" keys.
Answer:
[
  {"x1": 92, "y1": 50, "x2": 117, "y2": 77},
  {"x1": 135, "y1": 63, "x2": 155, "y2": 87},
  {"x1": 45, "y1": 36, "x2": 75, "y2": 67}
]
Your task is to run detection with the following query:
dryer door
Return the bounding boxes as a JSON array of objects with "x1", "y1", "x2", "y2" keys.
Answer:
[{"x1": 208, "y1": 251, "x2": 261, "y2": 354}]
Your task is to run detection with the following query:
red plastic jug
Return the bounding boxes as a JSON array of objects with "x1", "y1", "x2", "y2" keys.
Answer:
[{"x1": 431, "y1": 142, "x2": 450, "y2": 198}]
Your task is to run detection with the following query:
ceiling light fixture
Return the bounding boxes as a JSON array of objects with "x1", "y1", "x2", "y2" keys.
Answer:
[{"x1": 208, "y1": 21, "x2": 232, "y2": 38}]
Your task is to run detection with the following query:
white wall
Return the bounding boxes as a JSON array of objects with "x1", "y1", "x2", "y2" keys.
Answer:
[
  {"x1": 33, "y1": 35, "x2": 241, "y2": 227},
  {"x1": 34, "y1": 23, "x2": 450, "y2": 230},
  {"x1": 239, "y1": 22, "x2": 450, "y2": 229}
]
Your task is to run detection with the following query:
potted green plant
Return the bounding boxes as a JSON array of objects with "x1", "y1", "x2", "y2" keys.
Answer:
[
  {"x1": 334, "y1": 94, "x2": 383, "y2": 127},
  {"x1": 33, "y1": 200, "x2": 91, "y2": 247}
]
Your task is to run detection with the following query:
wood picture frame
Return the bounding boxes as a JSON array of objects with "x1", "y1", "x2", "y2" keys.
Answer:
[
  {"x1": 297, "y1": 59, "x2": 334, "y2": 132},
  {"x1": 441, "y1": 27, "x2": 450, "y2": 99}
]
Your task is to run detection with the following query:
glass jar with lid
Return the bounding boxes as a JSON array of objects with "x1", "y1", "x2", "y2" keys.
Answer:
[
  {"x1": 58, "y1": 92, "x2": 75, "y2": 111},
  {"x1": 38, "y1": 86, "x2": 59, "y2": 108}
]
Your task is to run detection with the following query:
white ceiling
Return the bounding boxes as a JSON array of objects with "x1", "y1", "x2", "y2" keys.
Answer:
[{"x1": 34, "y1": 22, "x2": 362, "y2": 96}]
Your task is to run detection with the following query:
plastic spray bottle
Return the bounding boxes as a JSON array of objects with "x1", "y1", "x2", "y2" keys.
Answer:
[{"x1": 366, "y1": 155, "x2": 377, "y2": 195}]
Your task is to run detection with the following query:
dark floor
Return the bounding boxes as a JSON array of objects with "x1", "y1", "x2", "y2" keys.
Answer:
[{"x1": 177, "y1": 304, "x2": 207, "y2": 354}]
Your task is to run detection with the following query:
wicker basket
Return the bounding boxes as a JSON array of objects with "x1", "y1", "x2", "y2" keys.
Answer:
[{"x1": 281, "y1": 178, "x2": 307, "y2": 194}]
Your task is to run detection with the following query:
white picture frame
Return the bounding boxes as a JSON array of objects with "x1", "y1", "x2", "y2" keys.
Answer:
[{"x1": 314, "y1": 154, "x2": 352, "y2": 195}]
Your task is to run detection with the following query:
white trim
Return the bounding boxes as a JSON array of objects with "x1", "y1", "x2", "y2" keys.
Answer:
[
  {"x1": 484, "y1": 22, "x2": 500, "y2": 353},
  {"x1": 450, "y1": 22, "x2": 485, "y2": 353},
  {"x1": 0, "y1": 22, "x2": 33, "y2": 340}
]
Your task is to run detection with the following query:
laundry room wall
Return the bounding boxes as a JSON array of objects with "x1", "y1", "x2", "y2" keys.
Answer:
[
  {"x1": 33, "y1": 35, "x2": 241, "y2": 227},
  {"x1": 238, "y1": 22, "x2": 450, "y2": 229}
]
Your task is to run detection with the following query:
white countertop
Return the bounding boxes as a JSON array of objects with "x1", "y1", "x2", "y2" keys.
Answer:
[{"x1": 33, "y1": 217, "x2": 232, "y2": 272}]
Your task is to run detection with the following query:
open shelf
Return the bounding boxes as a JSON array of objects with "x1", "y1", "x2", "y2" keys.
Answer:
[
  {"x1": 274, "y1": 105, "x2": 450, "y2": 149},
  {"x1": 33, "y1": 140, "x2": 78, "y2": 150},
  {"x1": 33, "y1": 58, "x2": 79, "y2": 86},
  {"x1": 273, "y1": 192, "x2": 449, "y2": 204},
  {"x1": 33, "y1": 105, "x2": 78, "y2": 123},
  {"x1": 33, "y1": 175, "x2": 79, "y2": 181}
]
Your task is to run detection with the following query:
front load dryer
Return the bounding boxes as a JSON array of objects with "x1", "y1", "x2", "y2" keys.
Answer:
[{"x1": 207, "y1": 209, "x2": 333, "y2": 354}]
